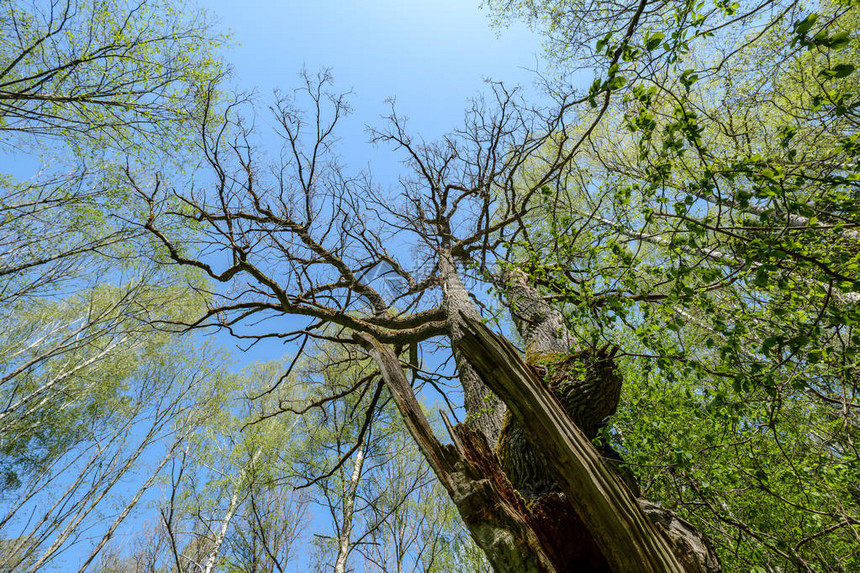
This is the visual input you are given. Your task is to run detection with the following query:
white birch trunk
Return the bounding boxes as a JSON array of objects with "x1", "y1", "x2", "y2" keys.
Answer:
[{"x1": 334, "y1": 436, "x2": 367, "y2": 573}]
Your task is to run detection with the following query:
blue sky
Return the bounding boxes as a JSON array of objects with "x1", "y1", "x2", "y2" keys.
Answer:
[
  {"x1": 207, "y1": 0, "x2": 544, "y2": 145},
  {"x1": 189, "y1": 3, "x2": 544, "y2": 568}
]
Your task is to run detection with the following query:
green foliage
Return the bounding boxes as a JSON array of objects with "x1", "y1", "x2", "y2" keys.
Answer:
[
  {"x1": 0, "y1": 0, "x2": 228, "y2": 513},
  {"x1": 615, "y1": 348, "x2": 859, "y2": 571},
  {"x1": 492, "y1": 0, "x2": 860, "y2": 570},
  {"x1": 0, "y1": 0, "x2": 228, "y2": 156},
  {"x1": 0, "y1": 276, "x2": 209, "y2": 487}
]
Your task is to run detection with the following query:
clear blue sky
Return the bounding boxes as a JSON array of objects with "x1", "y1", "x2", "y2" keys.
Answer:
[{"x1": 207, "y1": 0, "x2": 544, "y2": 145}]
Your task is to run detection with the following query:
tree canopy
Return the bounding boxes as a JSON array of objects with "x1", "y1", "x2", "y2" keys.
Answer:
[{"x1": 2, "y1": 0, "x2": 859, "y2": 571}]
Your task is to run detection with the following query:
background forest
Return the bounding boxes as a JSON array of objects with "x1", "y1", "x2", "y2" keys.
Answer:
[{"x1": 1, "y1": 0, "x2": 858, "y2": 571}]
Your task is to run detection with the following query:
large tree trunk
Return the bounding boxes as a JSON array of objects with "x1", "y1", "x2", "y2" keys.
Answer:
[
  {"x1": 354, "y1": 332, "x2": 556, "y2": 573},
  {"x1": 356, "y1": 261, "x2": 722, "y2": 572},
  {"x1": 457, "y1": 316, "x2": 694, "y2": 572},
  {"x1": 501, "y1": 268, "x2": 577, "y2": 355},
  {"x1": 439, "y1": 251, "x2": 504, "y2": 445},
  {"x1": 496, "y1": 269, "x2": 615, "y2": 568}
]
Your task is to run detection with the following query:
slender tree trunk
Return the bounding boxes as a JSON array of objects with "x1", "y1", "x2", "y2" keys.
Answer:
[
  {"x1": 25, "y1": 414, "x2": 169, "y2": 572},
  {"x1": 201, "y1": 449, "x2": 261, "y2": 573},
  {"x1": 334, "y1": 436, "x2": 366, "y2": 573},
  {"x1": 78, "y1": 434, "x2": 185, "y2": 572},
  {"x1": 201, "y1": 486, "x2": 242, "y2": 573},
  {"x1": 439, "y1": 250, "x2": 504, "y2": 445}
]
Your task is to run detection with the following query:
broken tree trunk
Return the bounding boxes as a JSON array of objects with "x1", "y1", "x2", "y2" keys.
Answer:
[
  {"x1": 353, "y1": 332, "x2": 556, "y2": 573},
  {"x1": 456, "y1": 316, "x2": 689, "y2": 573},
  {"x1": 355, "y1": 323, "x2": 720, "y2": 572},
  {"x1": 498, "y1": 270, "x2": 721, "y2": 573}
]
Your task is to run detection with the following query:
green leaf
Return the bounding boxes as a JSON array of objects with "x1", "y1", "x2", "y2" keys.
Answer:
[
  {"x1": 819, "y1": 63, "x2": 855, "y2": 79},
  {"x1": 680, "y1": 70, "x2": 699, "y2": 92},
  {"x1": 645, "y1": 33, "x2": 664, "y2": 51},
  {"x1": 605, "y1": 75, "x2": 627, "y2": 90},
  {"x1": 832, "y1": 63, "x2": 855, "y2": 77},
  {"x1": 817, "y1": 31, "x2": 851, "y2": 49},
  {"x1": 793, "y1": 13, "x2": 818, "y2": 36}
]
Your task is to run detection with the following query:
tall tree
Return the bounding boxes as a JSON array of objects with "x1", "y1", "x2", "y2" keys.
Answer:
[
  {"x1": 0, "y1": 300, "x2": 227, "y2": 572},
  {"x1": 135, "y1": 70, "x2": 568, "y2": 445},
  {"x1": 135, "y1": 64, "x2": 719, "y2": 569}
]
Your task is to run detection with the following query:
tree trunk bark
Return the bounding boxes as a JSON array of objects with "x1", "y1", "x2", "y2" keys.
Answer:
[
  {"x1": 439, "y1": 251, "x2": 504, "y2": 445},
  {"x1": 501, "y1": 268, "x2": 577, "y2": 355},
  {"x1": 499, "y1": 271, "x2": 722, "y2": 573},
  {"x1": 334, "y1": 435, "x2": 366, "y2": 573},
  {"x1": 498, "y1": 269, "x2": 613, "y2": 569},
  {"x1": 456, "y1": 316, "x2": 687, "y2": 572},
  {"x1": 356, "y1": 276, "x2": 722, "y2": 572},
  {"x1": 458, "y1": 315, "x2": 722, "y2": 572},
  {"x1": 202, "y1": 449, "x2": 261, "y2": 573},
  {"x1": 354, "y1": 332, "x2": 556, "y2": 573}
]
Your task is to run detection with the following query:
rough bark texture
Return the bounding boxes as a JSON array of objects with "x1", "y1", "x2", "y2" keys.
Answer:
[
  {"x1": 500, "y1": 271, "x2": 721, "y2": 572},
  {"x1": 498, "y1": 270, "x2": 623, "y2": 498},
  {"x1": 439, "y1": 251, "x2": 504, "y2": 445},
  {"x1": 639, "y1": 500, "x2": 724, "y2": 573},
  {"x1": 353, "y1": 332, "x2": 556, "y2": 573},
  {"x1": 502, "y1": 268, "x2": 577, "y2": 355}
]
